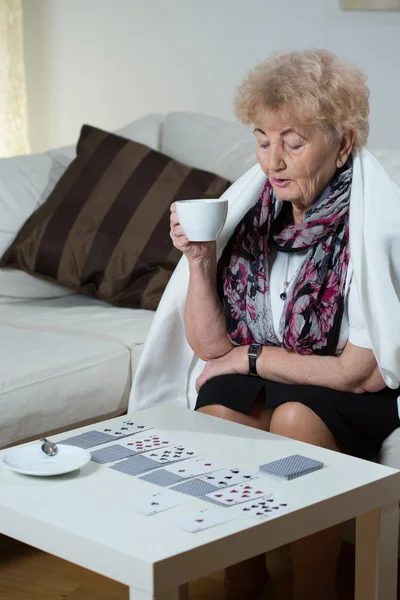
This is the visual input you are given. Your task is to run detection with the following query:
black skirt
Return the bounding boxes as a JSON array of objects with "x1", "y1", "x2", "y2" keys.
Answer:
[{"x1": 195, "y1": 375, "x2": 400, "y2": 459}]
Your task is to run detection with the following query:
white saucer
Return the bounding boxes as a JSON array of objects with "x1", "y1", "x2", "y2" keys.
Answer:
[{"x1": 3, "y1": 443, "x2": 91, "y2": 477}]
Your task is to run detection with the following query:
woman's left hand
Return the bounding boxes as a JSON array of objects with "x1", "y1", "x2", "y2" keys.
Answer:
[{"x1": 196, "y1": 346, "x2": 248, "y2": 393}]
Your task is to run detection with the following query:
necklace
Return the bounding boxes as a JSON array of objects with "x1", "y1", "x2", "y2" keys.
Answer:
[{"x1": 280, "y1": 253, "x2": 294, "y2": 301}]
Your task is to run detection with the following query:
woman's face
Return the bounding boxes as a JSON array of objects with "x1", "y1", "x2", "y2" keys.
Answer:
[{"x1": 254, "y1": 109, "x2": 353, "y2": 211}]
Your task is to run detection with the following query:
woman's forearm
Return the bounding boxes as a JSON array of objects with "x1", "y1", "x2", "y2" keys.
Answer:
[
  {"x1": 185, "y1": 257, "x2": 233, "y2": 361},
  {"x1": 254, "y1": 343, "x2": 385, "y2": 393},
  {"x1": 255, "y1": 347, "x2": 356, "y2": 391},
  {"x1": 230, "y1": 342, "x2": 385, "y2": 393}
]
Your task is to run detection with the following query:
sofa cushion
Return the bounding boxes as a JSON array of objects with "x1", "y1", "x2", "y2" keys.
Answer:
[
  {"x1": 161, "y1": 112, "x2": 257, "y2": 182},
  {"x1": 0, "y1": 270, "x2": 77, "y2": 299},
  {"x1": 0, "y1": 295, "x2": 155, "y2": 438},
  {"x1": 0, "y1": 294, "x2": 155, "y2": 350},
  {"x1": 1, "y1": 125, "x2": 231, "y2": 310},
  {"x1": 0, "y1": 114, "x2": 165, "y2": 300},
  {"x1": 0, "y1": 324, "x2": 131, "y2": 449}
]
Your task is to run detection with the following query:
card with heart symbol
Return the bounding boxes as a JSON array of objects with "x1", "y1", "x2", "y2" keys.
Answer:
[
  {"x1": 204, "y1": 482, "x2": 270, "y2": 506},
  {"x1": 172, "y1": 507, "x2": 233, "y2": 533}
]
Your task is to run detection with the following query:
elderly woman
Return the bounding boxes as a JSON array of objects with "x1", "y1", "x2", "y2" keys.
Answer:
[{"x1": 168, "y1": 50, "x2": 400, "y2": 600}]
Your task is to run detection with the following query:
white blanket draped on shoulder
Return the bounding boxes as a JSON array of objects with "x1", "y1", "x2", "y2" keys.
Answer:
[{"x1": 128, "y1": 150, "x2": 400, "y2": 413}]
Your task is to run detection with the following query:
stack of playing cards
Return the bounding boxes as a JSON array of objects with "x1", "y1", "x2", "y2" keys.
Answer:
[{"x1": 259, "y1": 454, "x2": 324, "y2": 480}]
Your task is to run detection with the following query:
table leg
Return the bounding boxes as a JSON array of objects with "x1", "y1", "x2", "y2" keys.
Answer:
[
  {"x1": 355, "y1": 501, "x2": 399, "y2": 600},
  {"x1": 129, "y1": 583, "x2": 189, "y2": 600}
]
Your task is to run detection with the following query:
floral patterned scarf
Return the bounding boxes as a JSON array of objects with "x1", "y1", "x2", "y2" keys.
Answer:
[{"x1": 218, "y1": 164, "x2": 353, "y2": 356}]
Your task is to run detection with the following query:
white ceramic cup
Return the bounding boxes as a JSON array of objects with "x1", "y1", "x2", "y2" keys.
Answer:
[{"x1": 175, "y1": 199, "x2": 228, "y2": 242}]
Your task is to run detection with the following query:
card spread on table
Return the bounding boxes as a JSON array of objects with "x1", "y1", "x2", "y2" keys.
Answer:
[
  {"x1": 59, "y1": 421, "x2": 153, "y2": 449},
  {"x1": 142, "y1": 445, "x2": 198, "y2": 464},
  {"x1": 110, "y1": 454, "x2": 165, "y2": 476},
  {"x1": 170, "y1": 478, "x2": 220, "y2": 497},
  {"x1": 172, "y1": 507, "x2": 233, "y2": 533},
  {"x1": 163, "y1": 458, "x2": 221, "y2": 479},
  {"x1": 198, "y1": 468, "x2": 256, "y2": 488},
  {"x1": 259, "y1": 454, "x2": 324, "y2": 480},
  {"x1": 139, "y1": 469, "x2": 187, "y2": 487},
  {"x1": 230, "y1": 495, "x2": 293, "y2": 520},
  {"x1": 204, "y1": 482, "x2": 269, "y2": 506},
  {"x1": 59, "y1": 430, "x2": 119, "y2": 449},
  {"x1": 91, "y1": 444, "x2": 136, "y2": 464},
  {"x1": 130, "y1": 491, "x2": 185, "y2": 516},
  {"x1": 99, "y1": 420, "x2": 152, "y2": 437},
  {"x1": 120, "y1": 431, "x2": 173, "y2": 453}
]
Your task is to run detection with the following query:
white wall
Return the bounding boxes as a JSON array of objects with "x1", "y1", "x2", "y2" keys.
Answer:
[{"x1": 23, "y1": 0, "x2": 400, "y2": 153}]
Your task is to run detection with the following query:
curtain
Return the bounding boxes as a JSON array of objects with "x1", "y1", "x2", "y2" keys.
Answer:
[{"x1": 0, "y1": 0, "x2": 29, "y2": 157}]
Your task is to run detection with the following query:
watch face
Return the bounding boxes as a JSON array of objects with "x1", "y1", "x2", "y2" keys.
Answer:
[{"x1": 249, "y1": 343, "x2": 261, "y2": 356}]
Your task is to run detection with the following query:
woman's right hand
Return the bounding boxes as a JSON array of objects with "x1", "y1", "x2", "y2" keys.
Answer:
[{"x1": 170, "y1": 203, "x2": 216, "y2": 263}]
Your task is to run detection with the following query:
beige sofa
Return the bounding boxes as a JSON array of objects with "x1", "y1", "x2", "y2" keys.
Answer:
[
  {"x1": 1, "y1": 111, "x2": 400, "y2": 476},
  {"x1": 0, "y1": 112, "x2": 256, "y2": 448}
]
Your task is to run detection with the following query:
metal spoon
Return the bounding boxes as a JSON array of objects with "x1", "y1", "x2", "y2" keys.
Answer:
[{"x1": 40, "y1": 438, "x2": 58, "y2": 457}]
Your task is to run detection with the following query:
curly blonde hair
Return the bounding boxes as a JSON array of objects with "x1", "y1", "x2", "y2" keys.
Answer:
[{"x1": 235, "y1": 49, "x2": 370, "y2": 152}]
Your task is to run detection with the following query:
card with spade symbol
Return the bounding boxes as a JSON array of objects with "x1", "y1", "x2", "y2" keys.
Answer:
[
  {"x1": 139, "y1": 458, "x2": 222, "y2": 487},
  {"x1": 130, "y1": 491, "x2": 185, "y2": 516},
  {"x1": 141, "y1": 445, "x2": 198, "y2": 463},
  {"x1": 204, "y1": 482, "x2": 269, "y2": 506},
  {"x1": 91, "y1": 437, "x2": 188, "y2": 465},
  {"x1": 169, "y1": 468, "x2": 258, "y2": 498},
  {"x1": 163, "y1": 457, "x2": 222, "y2": 478},
  {"x1": 172, "y1": 507, "x2": 233, "y2": 533},
  {"x1": 59, "y1": 421, "x2": 153, "y2": 449},
  {"x1": 230, "y1": 495, "x2": 293, "y2": 520},
  {"x1": 99, "y1": 420, "x2": 152, "y2": 438},
  {"x1": 198, "y1": 468, "x2": 256, "y2": 488}
]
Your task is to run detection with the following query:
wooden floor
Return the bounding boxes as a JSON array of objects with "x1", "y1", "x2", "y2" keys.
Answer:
[{"x1": 0, "y1": 535, "x2": 363, "y2": 600}]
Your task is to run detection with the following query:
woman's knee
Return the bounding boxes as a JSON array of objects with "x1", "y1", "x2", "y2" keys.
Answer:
[
  {"x1": 197, "y1": 404, "x2": 238, "y2": 421},
  {"x1": 197, "y1": 403, "x2": 273, "y2": 430},
  {"x1": 269, "y1": 402, "x2": 339, "y2": 450}
]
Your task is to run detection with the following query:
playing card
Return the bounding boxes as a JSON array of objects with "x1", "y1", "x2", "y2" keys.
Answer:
[
  {"x1": 130, "y1": 491, "x2": 185, "y2": 516},
  {"x1": 139, "y1": 469, "x2": 186, "y2": 487},
  {"x1": 120, "y1": 431, "x2": 173, "y2": 453},
  {"x1": 143, "y1": 445, "x2": 198, "y2": 464},
  {"x1": 59, "y1": 430, "x2": 118, "y2": 449},
  {"x1": 259, "y1": 455, "x2": 324, "y2": 480},
  {"x1": 197, "y1": 468, "x2": 256, "y2": 488},
  {"x1": 204, "y1": 482, "x2": 269, "y2": 507},
  {"x1": 230, "y1": 495, "x2": 293, "y2": 520},
  {"x1": 59, "y1": 421, "x2": 153, "y2": 450},
  {"x1": 110, "y1": 454, "x2": 163, "y2": 476},
  {"x1": 163, "y1": 458, "x2": 221, "y2": 479},
  {"x1": 91, "y1": 444, "x2": 136, "y2": 464},
  {"x1": 99, "y1": 420, "x2": 152, "y2": 438},
  {"x1": 170, "y1": 478, "x2": 219, "y2": 497},
  {"x1": 172, "y1": 507, "x2": 233, "y2": 533}
]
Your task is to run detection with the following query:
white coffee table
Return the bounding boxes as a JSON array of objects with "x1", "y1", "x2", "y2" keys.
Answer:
[{"x1": 0, "y1": 404, "x2": 399, "y2": 600}]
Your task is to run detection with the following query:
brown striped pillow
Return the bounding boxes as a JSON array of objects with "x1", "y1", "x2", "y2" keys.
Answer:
[{"x1": 0, "y1": 125, "x2": 231, "y2": 310}]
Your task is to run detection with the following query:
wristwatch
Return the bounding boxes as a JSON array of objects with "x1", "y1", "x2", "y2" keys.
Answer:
[{"x1": 248, "y1": 343, "x2": 262, "y2": 376}]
